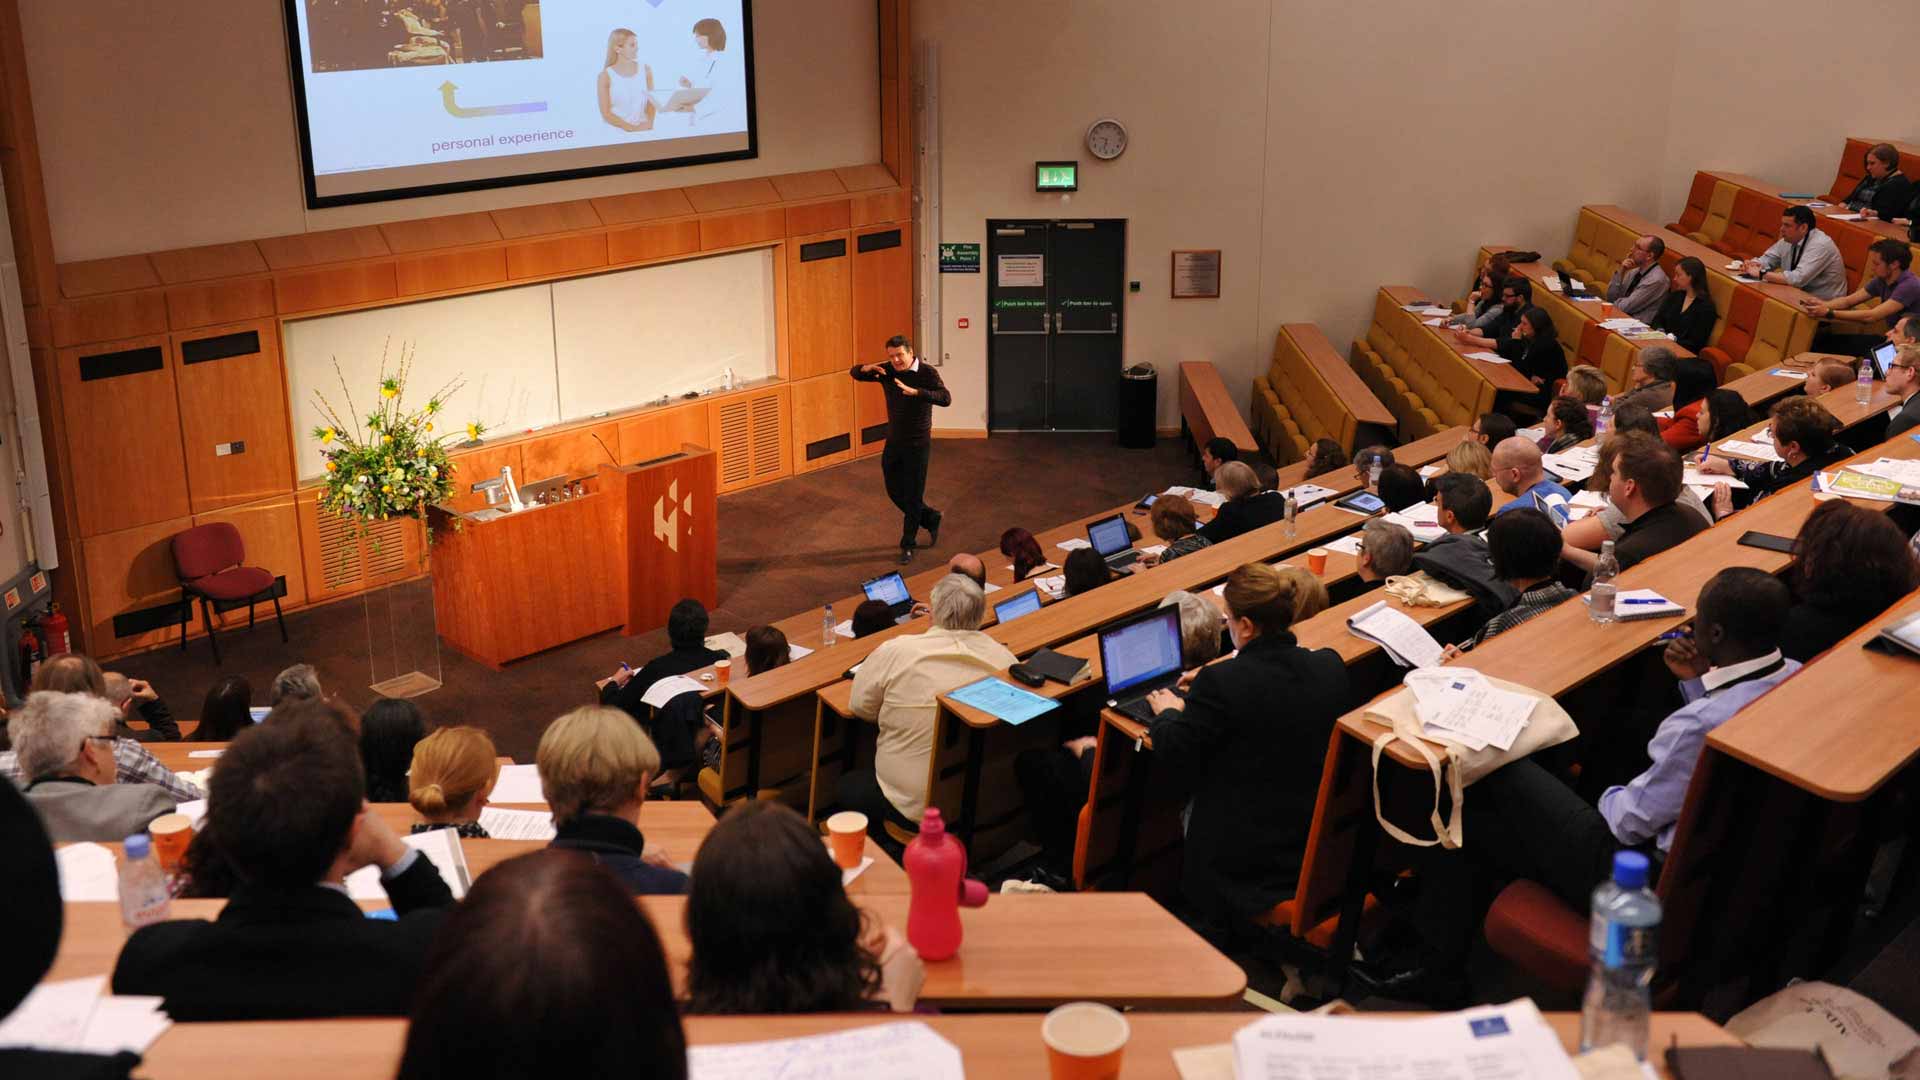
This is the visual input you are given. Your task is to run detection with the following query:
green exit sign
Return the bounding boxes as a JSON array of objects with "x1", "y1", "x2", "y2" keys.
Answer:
[{"x1": 1035, "y1": 161, "x2": 1079, "y2": 192}]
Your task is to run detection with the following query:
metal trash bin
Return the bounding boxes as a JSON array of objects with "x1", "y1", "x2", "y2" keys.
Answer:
[{"x1": 1118, "y1": 363, "x2": 1157, "y2": 449}]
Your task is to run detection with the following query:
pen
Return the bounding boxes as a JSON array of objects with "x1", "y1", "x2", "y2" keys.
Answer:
[
  {"x1": 1656, "y1": 629, "x2": 1690, "y2": 641},
  {"x1": 1620, "y1": 598, "x2": 1669, "y2": 605}
]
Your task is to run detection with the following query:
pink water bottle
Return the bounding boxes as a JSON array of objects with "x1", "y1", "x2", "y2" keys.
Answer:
[{"x1": 903, "y1": 807, "x2": 989, "y2": 961}]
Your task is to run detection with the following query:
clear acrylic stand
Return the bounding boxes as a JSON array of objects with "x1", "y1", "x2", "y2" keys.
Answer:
[{"x1": 364, "y1": 576, "x2": 442, "y2": 698}]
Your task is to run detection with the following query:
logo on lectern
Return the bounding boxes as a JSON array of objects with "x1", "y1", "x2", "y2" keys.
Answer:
[{"x1": 653, "y1": 480, "x2": 694, "y2": 552}]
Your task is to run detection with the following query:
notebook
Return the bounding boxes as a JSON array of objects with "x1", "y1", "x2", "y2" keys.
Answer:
[{"x1": 1585, "y1": 588, "x2": 1685, "y2": 620}]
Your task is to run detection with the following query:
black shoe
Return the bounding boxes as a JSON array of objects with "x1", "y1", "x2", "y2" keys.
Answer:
[
  {"x1": 1344, "y1": 957, "x2": 1469, "y2": 1008},
  {"x1": 897, "y1": 547, "x2": 915, "y2": 565},
  {"x1": 923, "y1": 510, "x2": 942, "y2": 547}
]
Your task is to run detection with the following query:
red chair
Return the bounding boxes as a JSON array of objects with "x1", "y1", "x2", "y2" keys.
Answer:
[{"x1": 171, "y1": 522, "x2": 287, "y2": 662}]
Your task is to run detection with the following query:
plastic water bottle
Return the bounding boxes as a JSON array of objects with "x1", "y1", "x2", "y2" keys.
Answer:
[
  {"x1": 1589, "y1": 540, "x2": 1619, "y2": 623},
  {"x1": 1595, "y1": 395, "x2": 1614, "y2": 439},
  {"x1": 822, "y1": 602, "x2": 836, "y2": 648},
  {"x1": 119, "y1": 833, "x2": 172, "y2": 929},
  {"x1": 1857, "y1": 361, "x2": 1874, "y2": 405},
  {"x1": 1283, "y1": 493, "x2": 1298, "y2": 538},
  {"x1": 1580, "y1": 851, "x2": 1661, "y2": 1059},
  {"x1": 903, "y1": 808, "x2": 989, "y2": 961}
]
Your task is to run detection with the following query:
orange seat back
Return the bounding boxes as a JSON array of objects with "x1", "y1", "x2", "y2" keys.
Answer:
[
  {"x1": 1827, "y1": 138, "x2": 1871, "y2": 203},
  {"x1": 1672, "y1": 172, "x2": 1715, "y2": 236}
]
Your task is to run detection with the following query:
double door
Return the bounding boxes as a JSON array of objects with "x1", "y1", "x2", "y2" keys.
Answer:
[{"x1": 987, "y1": 219, "x2": 1125, "y2": 431}]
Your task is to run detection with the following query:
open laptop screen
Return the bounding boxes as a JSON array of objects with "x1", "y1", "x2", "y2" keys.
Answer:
[
  {"x1": 1098, "y1": 607, "x2": 1185, "y2": 695},
  {"x1": 1087, "y1": 515, "x2": 1131, "y2": 557},
  {"x1": 1869, "y1": 341, "x2": 1899, "y2": 382},
  {"x1": 862, "y1": 572, "x2": 910, "y2": 606},
  {"x1": 994, "y1": 590, "x2": 1043, "y2": 624}
]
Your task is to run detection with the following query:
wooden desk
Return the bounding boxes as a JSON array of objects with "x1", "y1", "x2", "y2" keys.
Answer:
[
  {"x1": 144, "y1": 742, "x2": 225, "y2": 777},
  {"x1": 1381, "y1": 285, "x2": 1538, "y2": 395},
  {"x1": 1283, "y1": 321, "x2": 1397, "y2": 430},
  {"x1": 1178, "y1": 360, "x2": 1261, "y2": 457},
  {"x1": 54, "y1": 892, "x2": 1245, "y2": 1008},
  {"x1": 1705, "y1": 170, "x2": 1916, "y2": 246},
  {"x1": 132, "y1": 1011, "x2": 1739, "y2": 1079},
  {"x1": 1589, "y1": 204, "x2": 1822, "y2": 311},
  {"x1": 1498, "y1": 249, "x2": 1698, "y2": 361},
  {"x1": 1719, "y1": 351, "x2": 1858, "y2": 409}
]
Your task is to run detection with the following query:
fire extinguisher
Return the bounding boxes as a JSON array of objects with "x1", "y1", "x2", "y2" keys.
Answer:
[
  {"x1": 42, "y1": 603, "x2": 70, "y2": 658},
  {"x1": 18, "y1": 619, "x2": 41, "y2": 687}
]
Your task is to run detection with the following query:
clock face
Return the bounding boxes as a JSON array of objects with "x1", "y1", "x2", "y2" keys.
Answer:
[{"x1": 1086, "y1": 119, "x2": 1127, "y2": 160}]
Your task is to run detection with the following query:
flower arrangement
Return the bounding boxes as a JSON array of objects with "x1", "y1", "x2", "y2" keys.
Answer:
[{"x1": 309, "y1": 341, "x2": 483, "y2": 545}]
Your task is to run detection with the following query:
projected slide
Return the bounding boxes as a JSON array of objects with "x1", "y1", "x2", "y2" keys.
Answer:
[{"x1": 284, "y1": 1, "x2": 755, "y2": 206}]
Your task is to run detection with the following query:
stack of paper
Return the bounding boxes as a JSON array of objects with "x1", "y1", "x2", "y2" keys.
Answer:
[
  {"x1": 1585, "y1": 588, "x2": 1685, "y2": 620},
  {"x1": 1324, "y1": 533, "x2": 1365, "y2": 556},
  {"x1": 1845, "y1": 458, "x2": 1920, "y2": 486},
  {"x1": 1717, "y1": 438, "x2": 1782, "y2": 462},
  {"x1": 1826, "y1": 211, "x2": 1865, "y2": 221},
  {"x1": 477, "y1": 806, "x2": 557, "y2": 840},
  {"x1": 1283, "y1": 482, "x2": 1338, "y2": 508},
  {"x1": 345, "y1": 826, "x2": 472, "y2": 900},
  {"x1": 1381, "y1": 504, "x2": 1446, "y2": 543},
  {"x1": 1543, "y1": 447, "x2": 1599, "y2": 483},
  {"x1": 1816, "y1": 469, "x2": 1916, "y2": 503},
  {"x1": 1138, "y1": 543, "x2": 1167, "y2": 558},
  {"x1": 642, "y1": 675, "x2": 708, "y2": 708},
  {"x1": 1034, "y1": 574, "x2": 1067, "y2": 599},
  {"x1": 1767, "y1": 368, "x2": 1810, "y2": 380},
  {"x1": 703, "y1": 632, "x2": 747, "y2": 658},
  {"x1": 947, "y1": 676, "x2": 1058, "y2": 725},
  {"x1": 1055, "y1": 537, "x2": 1091, "y2": 552},
  {"x1": 487, "y1": 763, "x2": 546, "y2": 804},
  {"x1": 1423, "y1": 316, "x2": 1446, "y2": 327},
  {"x1": 1419, "y1": 306, "x2": 1452, "y2": 317},
  {"x1": 1465, "y1": 351, "x2": 1511, "y2": 364},
  {"x1": 1232, "y1": 999, "x2": 1578, "y2": 1079},
  {"x1": 1543, "y1": 276, "x2": 1563, "y2": 292},
  {"x1": 1418, "y1": 463, "x2": 1445, "y2": 479},
  {"x1": 1166, "y1": 485, "x2": 1226, "y2": 509},
  {"x1": 1404, "y1": 669, "x2": 1537, "y2": 751},
  {"x1": 0, "y1": 976, "x2": 172, "y2": 1057},
  {"x1": 1600, "y1": 317, "x2": 1650, "y2": 333},
  {"x1": 688, "y1": 1022, "x2": 962, "y2": 1080},
  {"x1": 833, "y1": 618, "x2": 856, "y2": 638},
  {"x1": 54, "y1": 843, "x2": 120, "y2": 901},
  {"x1": 1347, "y1": 601, "x2": 1444, "y2": 668}
]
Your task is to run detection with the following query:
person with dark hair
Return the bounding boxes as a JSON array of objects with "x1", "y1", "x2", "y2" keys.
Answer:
[
  {"x1": 1375, "y1": 568, "x2": 1800, "y2": 996},
  {"x1": 1802, "y1": 239, "x2": 1920, "y2": 356},
  {"x1": 999, "y1": 526, "x2": 1047, "y2": 581},
  {"x1": 1304, "y1": 438, "x2": 1348, "y2": 477},
  {"x1": 1848, "y1": 143, "x2": 1913, "y2": 221},
  {"x1": 1744, "y1": 205, "x2": 1846, "y2": 299},
  {"x1": 197, "y1": 675, "x2": 255, "y2": 742},
  {"x1": 1779, "y1": 502, "x2": 1920, "y2": 661},
  {"x1": 396, "y1": 851, "x2": 688, "y2": 1080},
  {"x1": 1698, "y1": 396, "x2": 1848, "y2": 502},
  {"x1": 1062, "y1": 547, "x2": 1114, "y2": 596},
  {"x1": 1376, "y1": 463, "x2": 1426, "y2": 512},
  {"x1": 1137, "y1": 493, "x2": 1211, "y2": 566},
  {"x1": 599, "y1": 597, "x2": 728, "y2": 718},
  {"x1": 1663, "y1": 386, "x2": 1755, "y2": 453},
  {"x1": 687, "y1": 801, "x2": 923, "y2": 1013},
  {"x1": 1563, "y1": 434, "x2": 1713, "y2": 565},
  {"x1": 850, "y1": 598, "x2": 897, "y2": 638},
  {"x1": 852, "y1": 335, "x2": 952, "y2": 565},
  {"x1": 1451, "y1": 276, "x2": 1532, "y2": 352},
  {"x1": 1672, "y1": 353, "x2": 1716, "y2": 410},
  {"x1": 1448, "y1": 256, "x2": 1515, "y2": 332},
  {"x1": 1591, "y1": 432, "x2": 1706, "y2": 574},
  {"x1": 1614, "y1": 346, "x2": 1680, "y2": 414},
  {"x1": 1200, "y1": 436, "x2": 1238, "y2": 489},
  {"x1": 1542, "y1": 395, "x2": 1594, "y2": 453},
  {"x1": 1499, "y1": 307, "x2": 1566, "y2": 412},
  {"x1": 1649, "y1": 258, "x2": 1717, "y2": 354},
  {"x1": 1881, "y1": 344, "x2": 1920, "y2": 439},
  {"x1": 112, "y1": 714, "x2": 456, "y2": 1019},
  {"x1": 1415, "y1": 473, "x2": 1514, "y2": 619},
  {"x1": 1471, "y1": 412, "x2": 1517, "y2": 447},
  {"x1": 1605, "y1": 235, "x2": 1669, "y2": 322},
  {"x1": 743, "y1": 625, "x2": 792, "y2": 676},
  {"x1": 1351, "y1": 444, "x2": 1395, "y2": 489},
  {"x1": 1444, "y1": 509, "x2": 1577, "y2": 655},
  {"x1": 675, "y1": 17, "x2": 735, "y2": 126},
  {"x1": 1490, "y1": 437, "x2": 1569, "y2": 514},
  {"x1": 101, "y1": 672, "x2": 182, "y2": 743},
  {"x1": 1, "y1": 654, "x2": 201, "y2": 802},
  {"x1": 360, "y1": 698, "x2": 426, "y2": 804},
  {"x1": 1611, "y1": 403, "x2": 1660, "y2": 439},
  {"x1": 1141, "y1": 563, "x2": 1349, "y2": 938}
]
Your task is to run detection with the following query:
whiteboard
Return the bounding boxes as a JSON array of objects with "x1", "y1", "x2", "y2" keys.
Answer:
[
  {"x1": 285, "y1": 285, "x2": 559, "y2": 480},
  {"x1": 551, "y1": 249, "x2": 777, "y2": 418}
]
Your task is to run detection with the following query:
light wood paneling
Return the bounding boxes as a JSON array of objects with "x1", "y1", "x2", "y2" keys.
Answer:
[
  {"x1": 58, "y1": 255, "x2": 158, "y2": 298},
  {"x1": 490, "y1": 200, "x2": 602, "y2": 240},
  {"x1": 258, "y1": 227, "x2": 391, "y2": 270},
  {"x1": 616, "y1": 403, "x2": 712, "y2": 464},
  {"x1": 80, "y1": 515, "x2": 193, "y2": 656},
  {"x1": 710, "y1": 384, "x2": 791, "y2": 492},
  {"x1": 50, "y1": 291, "x2": 169, "y2": 347},
  {"x1": 192, "y1": 495, "x2": 306, "y2": 625},
  {"x1": 770, "y1": 170, "x2": 848, "y2": 200},
  {"x1": 520, "y1": 421, "x2": 620, "y2": 482},
  {"x1": 55, "y1": 334, "x2": 190, "y2": 536},
  {"x1": 789, "y1": 371, "x2": 855, "y2": 473},
  {"x1": 165, "y1": 278, "x2": 276, "y2": 330},
  {"x1": 378, "y1": 213, "x2": 503, "y2": 255},
  {"x1": 836, "y1": 164, "x2": 898, "y2": 192},
  {"x1": 590, "y1": 188, "x2": 697, "y2": 225},
  {"x1": 853, "y1": 374, "x2": 889, "y2": 456},
  {"x1": 274, "y1": 263, "x2": 399, "y2": 314},
  {"x1": 394, "y1": 248, "x2": 508, "y2": 296},
  {"x1": 851, "y1": 187, "x2": 911, "y2": 226},
  {"x1": 786, "y1": 230, "x2": 853, "y2": 380},
  {"x1": 606, "y1": 220, "x2": 701, "y2": 265},
  {"x1": 786, "y1": 199, "x2": 852, "y2": 237},
  {"x1": 172, "y1": 319, "x2": 295, "y2": 513},
  {"x1": 444, "y1": 442, "x2": 526, "y2": 514},
  {"x1": 684, "y1": 177, "x2": 782, "y2": 213},
  {"x1": 294, "y1": 488, "x2": 427, "y2": 605},
  {"x1": 852, "y1": 222, "x2": 912, "y2": 356},
  {"x1": 149, "y1": 242, "x2": 270, "y2": 285},
  {"x1": 505, "y1": 234, "x2": 608, "y2": 279},
  {"x1": 700, "y1": 208, "x2": 786, "y2": 251}
]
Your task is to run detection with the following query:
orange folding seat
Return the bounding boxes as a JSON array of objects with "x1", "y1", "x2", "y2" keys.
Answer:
[
  {"x1": 1832, "y1": 227, "x2": 1872, "y2": 290},
  {"x1": 1669, "y1": 172, "x2": 1715, "y2": 237},
  {"x1": 1700, "y1": 288, "x2": 1761, "y2": 382},
  {"x1": 1712, "y1": 189, "x2": 1767, "y2": 258},
  {"x1": 1747, "y1": 195, "x2": 1787, "y2": 253},
  {"x1": 1826, "y1": 139, "x2": 1870, "y2": 203}
]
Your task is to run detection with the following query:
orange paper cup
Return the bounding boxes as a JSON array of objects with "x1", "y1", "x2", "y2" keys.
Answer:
[
  {"x1": 1042, "y1": 1002, "x2": 1130, "y2": 1080},
  {"x1": 1307, "y1": 547, "x2": 1329, "y2": 575},
  {"x1": 149, "y1": 812, "x2": 194, "y2": 873},
  {"x1": 713, "y1": 659, "x2": 731, "y2": 686},
  {"x1": 825, "y1": 811, "x2": 868, "y2": 869}
]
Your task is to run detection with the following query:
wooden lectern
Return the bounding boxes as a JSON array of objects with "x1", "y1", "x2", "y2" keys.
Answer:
[{"x1": 430, "y1": 444, "x2": 718, "y2": 668}]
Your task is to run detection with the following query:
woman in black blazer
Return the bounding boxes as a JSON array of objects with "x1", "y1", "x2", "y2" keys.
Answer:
[
  {"x1": 1195, "y1": 461, "x2": 1287, "y2": 544},
  {"x1": 1497, "y1": 306, "x2": 1566, "y2": 414},
  {"x1": 1144, "y1": 563, "x2": 1352, "y2": 934},
  {"x1": 1650, "y1": 256, "x2": 1718, "y2": 354}
]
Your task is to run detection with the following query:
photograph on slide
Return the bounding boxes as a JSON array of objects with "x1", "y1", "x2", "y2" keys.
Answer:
[{"x1": 304, "y1": 1, "x2": 545, "y2": 72}]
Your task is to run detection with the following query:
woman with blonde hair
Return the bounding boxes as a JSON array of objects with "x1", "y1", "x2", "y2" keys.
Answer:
[
  {"x1": 1443, "y1": 440, "x2": 1492, "y2": 480},
  {"x1": 1140, "y1": 563, "x2": 1351, "y2": 935},
  {"x1": 538, "y1": 705, "x2": 688, "y2": 895},
  {"x1": 597, "y1": 28, "x2": 656, "y2": 133},
  {"x1": 409, "y1": 726, "x2": 500, "y2": 839},
  {"x1": 1272, "y1": 565, "x2": 1330, "y2": 622}
]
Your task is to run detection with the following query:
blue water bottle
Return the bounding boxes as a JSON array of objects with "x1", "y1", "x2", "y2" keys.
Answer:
[{"x1": 1580, "y1": 851, "x2": 1660, "y2": 1059}]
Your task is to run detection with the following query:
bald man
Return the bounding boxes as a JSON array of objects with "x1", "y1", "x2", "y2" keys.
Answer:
[
  {"x1": 1491, "y1": 436, "x2": 1571, "y2": 515},
  {"x1": 947, "y1": 552, "x2": 987, "y2": 588}
]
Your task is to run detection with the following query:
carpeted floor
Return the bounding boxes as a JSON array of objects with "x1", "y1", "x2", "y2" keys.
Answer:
[{"x1": 115, "y1": 433, "x2": 1199, "y2": 761}]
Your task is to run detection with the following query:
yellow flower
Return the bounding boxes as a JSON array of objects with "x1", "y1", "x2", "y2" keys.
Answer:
[
  {"x1": 382, "y1": 435, "x2": 392, "y2": 445},
  {"x1": 325, "y1": 461, "x2": 337, "y2": 473},
  {"x1": 466, "y1": 423, "x2": 480, "y2": 440},
  {"x1": 380, "y1": 386, "x2": 397, "y2": 399},
  {"x1": 425, "y1": 422, "x2": 433, "y2": 433},
  {"x1": 320, "y1": 428, "x2": 335, "y2": 445},
  {"x1": 382, "y1": 484, "x2": 392, "y2": 493}
]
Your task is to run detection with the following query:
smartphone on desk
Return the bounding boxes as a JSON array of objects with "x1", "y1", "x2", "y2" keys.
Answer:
[{"x1": 1737, "y1": 530, "x2": 1797, "y2": 554}]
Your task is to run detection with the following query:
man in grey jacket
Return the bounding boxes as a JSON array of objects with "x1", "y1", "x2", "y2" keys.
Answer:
[
  {"x1": 1605, "y1": 235, "x2": 1670, "y2": 323},
  {"x1": 1743, "y1": 206, "x2": 1846, "y2": 300},
  {"x1": 15, "y1": 691, "x2": 175, "y2": 843},
  {"x1": 1412, "y1": 473, "x2": 1516, "y2": 623}
]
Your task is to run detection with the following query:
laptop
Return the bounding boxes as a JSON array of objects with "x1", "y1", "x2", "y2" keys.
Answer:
[
  {"x1": 1556, "y1": 268, "x2": 1585, "y2": 294},
  {"x1": 1086, "y1": 514, "x2": 1140, "y2": 570},
  {"x1": 1099, "y1": 606, "x2": 1188, "y2": 723},
  {"x1": 993, "y1": 589, "x2": 1043, "y2": 624},
  {"x1": 860, "y1": 571, "x2": 915, "y2": 624}
]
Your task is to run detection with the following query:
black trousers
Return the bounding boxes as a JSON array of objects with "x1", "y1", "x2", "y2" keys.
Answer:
[
  {"x1": 881, "y1": 439, "x2": 937, "y2": 548},
  {"x1": 1014, "y1": 745, "x2": 1096, "y2": 873}
]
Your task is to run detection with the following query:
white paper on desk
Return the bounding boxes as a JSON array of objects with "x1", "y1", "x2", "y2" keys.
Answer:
[
  {"x1": 1324, "y1": 533, "x2": 1365, "y2": 556},
  {"x1": 1725, "y1": 260, "x2": 1745, "y2": 271},
  {"x1": 1381, "y1": 504, "x2": 1446, "y2": 543},
  {"x1": 1347, "y1": 600, "x2": 1445, "y2": 669},
  {"x1": 1573, "y1": 1044, "x2": 1658, "y2": 1080},
  {"x1": 1826, "y1": 211, "x2": 1865, "y2": 221},
  {"x1": 688, "y1": 1020, "x2": 963, "y2": 1080},
  {"x1": 982, "y1": 581, "x2": 1002, "y2": 594},
  {"x1": 487, "y1": 762, "x2": 545, "y2": 804},
  {"x1": 1408, "y1": 669, "x2": 1537, "y2": 752},
  {"x1": 346, "y1": 825, "x2": 471, "y2": 901},
  {"x1": 55, "y1": 842, "x2": 120, "y2": 901},
  {"x1": 1172, "y1": 1042, "x2": 1237, "y2": 1080},
  {"x1": 1055, "y1": 537, "x2": 1091, "y2": 552},
  {"x1": 1572, "y1": 295, "x2": 1605, "y2": 303},
  {"x1": 1518, "y1": 426, "x2": 1545, "y2": 443},
  {"x1": 1717, "y1": 438, "x2": 1782, "y2": 462},
  {"x1": 77, "y1": 994, "x2": 172, "y2": 1054},
  {"x1": 787, "y1": 643, "x2": 815, "y2": 661},
  {"x1": 1600, "y1": 318, "x2": 1649, "y2": 332},
  {"x1": 1034, "y1": 574, "x2": 1066, "y2": 599},
  {"x1": 1543, "y1": 453, "x2": 1597, "y2": 483},
  {"x1": 1465, "y1": 351, "x2": 1511, "y2": 364},
  {"x1": 704, "y1": 631, "x2": 747, "y2": 658},
  {"x1": 1418, "y1": 463, "x2": 1445, "y2": 479},
  {"x1": 1419, "y1": 306, "x2": 1452, "y2": 317},
  {"x1": 187, "y1": 749, "x2": 224, "y2": 759},
  {"x1": 1139, "y1": 543, "x2": 1167, "y2": 558},
  {"x1": 1568, "y1": 490, "x2": 1609, "y2": 510},
  {"x1": 478, "y1": 806, "x2": 557, "y2": 840},
  {"x1": 642, "y1": 675, "x2": 708, "y2": 708},
  {"x1": 1767, "y1": 369, "x2": 1809, "y2": 380},
  {"x1": 834, "y1": 618, "x2": 856, "y2": 638},
  {"x1": 1284, "y1": 482, "x2": 1339, "y2": 509},
  {"x1": 1734, "y1": 274, "x2": 1763, "y2": 283},
  {"x1": 1233, "y1": 998, "x2": 1580, "y2": 1080},
  {"x1": 1543, "y1": 277, "x2": 1563, "y2": 292},
  {"x1": 1683, "y1": 468, "x2": 1746, "y2": 490},
  {"x1": 1423, "y1": 316, "x2": 1446, "y2": 327},
  {"x1": 174, "y1": 797, "x2": 207, "y2": 827},
  {"x1": 0, "y1": 976, "x2": 106, "y2": 1051},
  {"x1": 1846, "y1": 457, "x2": 1920, "y2": 486},
  {"x1": 841, "y1": 855, "x2": 874, "y2": 888}
]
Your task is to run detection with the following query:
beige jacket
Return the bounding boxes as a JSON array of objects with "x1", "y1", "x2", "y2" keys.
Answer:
[{"x1": 850, "y1": 627, "x2": 1016, "y2": 822}]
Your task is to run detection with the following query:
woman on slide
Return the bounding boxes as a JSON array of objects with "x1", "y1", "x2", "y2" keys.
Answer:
[
  {"x1": 675, "y1": 18, "x2": 732, "y2": 125},
  {"x1": 598, "y1": 28, "x2": 656, "y2": 133}
]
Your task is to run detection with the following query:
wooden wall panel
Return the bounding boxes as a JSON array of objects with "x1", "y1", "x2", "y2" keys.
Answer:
[
  {"x1": 59, "y1": 255, "x2": 159, "y2": 298},
  {"x1": 294, "y1": 488, "x2": 427, "y2": 606},
  {"x1": 165, "y1": 277, "x2": 275, "y2": 330},
  {"x1": 616, "y1": 402, "x2": 711, "y2": 464},
  {"x1": 258, "y1": 226, "x2": 391, "y2": 271},
  {"x1": 395, "y1": 248, "x2": 508, "y2": 296},
  {"x1": 700, "y1": 208, "x2": 786, "y2": 251},
  {"x1": 274, "y1": 263, "x2": 399, "y2": 315},
  {"x1": 851, "y1": 187, "x2": 911, "y2": 226},
  {"x1": 836, "y1": 164, "x2": 898, "y2": 192},
  {"x1": 50, "y1": 290, "x2": 168, "y2": 347},
  {"x1": 607, "y1": 220, "x2": 701, "y2": 265},
  {"x1": 786, "y1": 230, "x2": 853, "y2": 380},
  {"x1": 192, "y1": 495, "x2": 306, "y2": 626},
  {"x1": 786, "y1": 199, "x2": 852, "y2": 237},
  {"x1": 505, "y1": 234, "x2": 608, "y2": 279},
  {"x1": 852, "y1": 223, "x2": 913, "y2": 356},
  {"x1": 377, "y1": 212, "x2": 502, "y2": 255},
  {"x1": 171, "y1": 319, "x2": 295, "y2": 513},
  {"x1": 55, "y1": 334, "x2": 191, "y2": 536},
  {"x1": 444, "y1": 442, "x2": 526, "y2": 514},
  {"x1": 490, "y1": 200, "x2": 603, "y2": 240},
  {"x1": 591, "y1": 188, "x2": 696, "y2": 225},
  {"x1": 80, "y1": 515, "x2": 193, "y2": 657},
  {"x1": 520, "y1": 421, "x2": 620, "y2": 482},
  {"x1": 789, "y1": 372, "x2": 855, "y2": 473},
  {"x1": 853, "y1": 377, "x2": 890, "y2": 457},
  {"x1": 684, "y1": 177, "x2": 782, "y2": 213},
  {"x1": 149, "y1": 242, "x2": 269, "y2": 285},
  {"x1": 770, "y1": 170, "x2": 848, "y2": 201}
]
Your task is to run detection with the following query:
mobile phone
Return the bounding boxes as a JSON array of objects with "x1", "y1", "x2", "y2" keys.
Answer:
[
  {"x1": 1134, "y1": 493, "x2": 1158, "y2": 511},
  {"x1": 1737, "y1": 531, "x2": 1797, "y2": 555}
]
